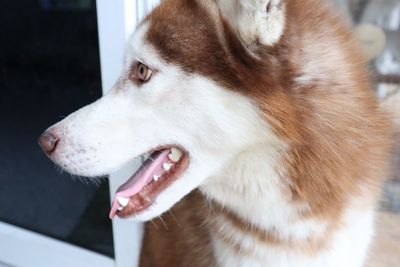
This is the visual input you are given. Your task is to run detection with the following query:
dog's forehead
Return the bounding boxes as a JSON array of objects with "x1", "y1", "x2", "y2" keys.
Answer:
[
  {"x1": 129, "y1": 0, "x2": 268, "y2": 91},
  {"x1": 142, "y1": 0, "x2": 230, "y2": 77},
  {"x1": 125, "y1": 0, "x2": 226, "y2": 77},
  {"x1": 125, "y1": 23, "x2": 161, "y2": 69}
]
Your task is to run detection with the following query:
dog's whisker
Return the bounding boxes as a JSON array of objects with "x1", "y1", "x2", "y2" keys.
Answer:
[
  {"x1": 158, "y1": 216, "x2": 169, "y2": 231},
  {"x1": 168, "y1": 210, "x2": 182, "y2": 227},
  {"x1": 201, "y1": 195, "x2": 214, "y2": 228},
  {"x1": 80, "y1": 176, "x2": 89, "y2": 185},
  {"x1": 150, "y1": 219, "x2": 159, "y2": 230},
  {"x1": 87, "y1": 177, "x2": 100, "y2": 187},
  {"x1": 143, "y1": 154, "x2": 157, "y2": 162}
]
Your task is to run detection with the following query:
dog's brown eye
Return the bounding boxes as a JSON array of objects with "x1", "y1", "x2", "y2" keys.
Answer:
[{"x1": 136, "y1": 62, "x2": 153, "y2": 82}]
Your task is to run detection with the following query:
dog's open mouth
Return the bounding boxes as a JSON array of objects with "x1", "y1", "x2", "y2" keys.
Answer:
[{"x1": 109, "y1": 146, "x2": 189, "y2": 219}]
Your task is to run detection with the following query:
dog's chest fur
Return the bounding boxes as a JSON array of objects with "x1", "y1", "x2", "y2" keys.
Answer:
[{"x1": 139, "y1": 190, "x2": 374, "y2": 267}]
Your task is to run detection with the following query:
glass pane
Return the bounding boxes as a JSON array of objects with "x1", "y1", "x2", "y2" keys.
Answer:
[{"x1": 0, "y1": 0, "x2": 114, "y2": 257}]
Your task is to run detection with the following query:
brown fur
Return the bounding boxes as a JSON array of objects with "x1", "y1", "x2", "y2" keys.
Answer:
[
  {"x1": 139, "y1": 0, "x2": 392, "y2": 266},
  {"x1": 140, "y1": 191, "x2": 333, "y2": 267},
  {"x1": 140, "y1": 191, "x2": 216, "y2": 267},
  {"x1": 209, "y1": 201, "x2": 331, "y2": 255}
]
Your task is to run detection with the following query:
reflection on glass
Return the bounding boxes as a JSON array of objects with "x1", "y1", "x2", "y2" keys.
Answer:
[{"x1": 0, "y1": 0, "x2": 114, "y2": 257}]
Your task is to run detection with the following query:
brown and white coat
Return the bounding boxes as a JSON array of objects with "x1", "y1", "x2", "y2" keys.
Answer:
[{"x1": 39, "y1": 0, "x2": 392, "y2": 266}]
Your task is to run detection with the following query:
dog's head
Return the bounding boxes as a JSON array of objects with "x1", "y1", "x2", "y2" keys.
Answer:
[
  {"x1": 39, "y1": 0, "x2": 370, "y2": 220},
  {"x1": 37, "y1": 0, "x2": 290, "y2": 220}
]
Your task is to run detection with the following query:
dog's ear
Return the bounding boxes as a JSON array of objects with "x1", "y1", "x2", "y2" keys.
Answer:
[{"x1": 216, "y1": 0, "x2": 286, "y2": 47}]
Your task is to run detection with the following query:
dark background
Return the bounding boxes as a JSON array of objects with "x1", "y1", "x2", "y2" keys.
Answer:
[{"x1": 0, "y1": 0, "x2": 114, "y2": 257}]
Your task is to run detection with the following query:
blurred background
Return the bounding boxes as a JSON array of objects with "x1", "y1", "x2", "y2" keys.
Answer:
[
  {"x1": 0, "y1": 0, "x2": 399, "y2": 266},
  {"x1": 335, "y1": 1, "x2": 400, "y2": 267}
]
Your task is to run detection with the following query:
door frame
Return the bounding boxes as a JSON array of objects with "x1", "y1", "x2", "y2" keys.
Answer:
[
  {"x1": 96, "y1": 0, "x2": 160, "y2": 265},
  {"x1": 96, "y1": 0, "x2": 143, "y2": 265}
]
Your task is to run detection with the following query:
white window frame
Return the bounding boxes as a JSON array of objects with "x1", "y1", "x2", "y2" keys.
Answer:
[
  {"x1": 0, "y1": 221, "x2": 114, "y2": 267},
  {"x1": 96, "y1": 1, "x2": 143, "y2": 266},
  {"x1": 96, "y1": 0, "x2": 160, "y2": 265},
  {"x1": 0, "y1": 1, "x2": 159, "y2": 267}
]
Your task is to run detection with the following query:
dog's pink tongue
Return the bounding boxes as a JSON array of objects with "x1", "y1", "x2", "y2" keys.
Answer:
[{"x1": 109, "y1": 149, "x2": 170, "y2": 219}]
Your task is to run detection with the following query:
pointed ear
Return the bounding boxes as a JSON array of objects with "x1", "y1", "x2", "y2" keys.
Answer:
[{"x1": 216, "y1": 0, "x2": 286, "y2": 47}]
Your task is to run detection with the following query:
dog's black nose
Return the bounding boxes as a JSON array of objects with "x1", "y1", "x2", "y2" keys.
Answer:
[{"x1": 38, "y1": 131, "x2": 59, "y2": 155}]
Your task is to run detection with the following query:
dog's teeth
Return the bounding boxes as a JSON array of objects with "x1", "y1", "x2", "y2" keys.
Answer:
[
  {"x1": 153, "y1": 175, "x2": 160, "y2": 181},
  {"x1": 117, "y1": 206, "x2": 124, "y2": 211},
  {"x1": 117, "y1": 197, "x2": 129, "y2": 207},
  {"x1": 168, "y1": 148, "x2": 183, "y2": 162},
  {"x1": 163, "y1": 163, "x2": 172, "y2": 171}
]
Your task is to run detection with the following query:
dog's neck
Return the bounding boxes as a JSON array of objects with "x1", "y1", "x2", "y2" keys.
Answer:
[
  {"x1": 198, "y1": 145, "x2": 335, "y2": 267},
  {"x1": 199, "y1": 145, "x2": 326, "y2": 249}
]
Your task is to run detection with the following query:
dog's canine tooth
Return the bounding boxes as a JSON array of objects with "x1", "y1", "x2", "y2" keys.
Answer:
[
  {"x1": 153, "y1": 175, "x2": 160, "y2": 181},
  {"x1": 117, "y1": 196, "x2": 129, "y2": 207},
  {"x1": 168, "y1": 148, "x2": 182, "y2": 162},
  {"x1": 117, "y1": 206, "x2": 124, "y2": 211},
  {"x1": 163, "y1": 162, "x2": 173, "y2": 171}
]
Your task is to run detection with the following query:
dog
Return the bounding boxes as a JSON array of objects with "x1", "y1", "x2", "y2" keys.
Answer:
[{"x1": 38, "y1": 0, "x2": 392, "y2": 266}]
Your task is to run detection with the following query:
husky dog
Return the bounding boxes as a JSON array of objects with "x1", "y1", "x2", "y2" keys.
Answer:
[{"x1": 38, "y1": 0, "x2": 392, "y2": 266}]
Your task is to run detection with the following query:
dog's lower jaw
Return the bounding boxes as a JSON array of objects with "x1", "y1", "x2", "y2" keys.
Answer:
[{"x1": 199, "y1": 148, "x2": 375, "y2": 267}]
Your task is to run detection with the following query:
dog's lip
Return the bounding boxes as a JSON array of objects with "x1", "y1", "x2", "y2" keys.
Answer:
[{"x1": 114, "y1": 145, "x2": 190, "y2": 219}]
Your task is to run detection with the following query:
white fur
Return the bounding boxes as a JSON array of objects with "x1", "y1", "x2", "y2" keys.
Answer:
[
  {"x1": 44, "y1": 5, "x2": 375, "y2": 267},
  {"x1": 47, "y1": 22, "x2": 278, "y2": 221},
  {"x1": 295, "y1": 30, "x2": 356, "y2": 87},
  {"x1": 216, "y1": 0, "x2": 286, "y2": 46},
  {"x1": 211, "y1": 207, "x2": 374, "y2": 267},
  {"x1": 203, "y1": 144, "x2": 374, "y2": 267}
]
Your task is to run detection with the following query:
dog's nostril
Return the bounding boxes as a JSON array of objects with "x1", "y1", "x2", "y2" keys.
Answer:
[{"x1": 38, "y1": 131, "x2": 59, "y2": 155}]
